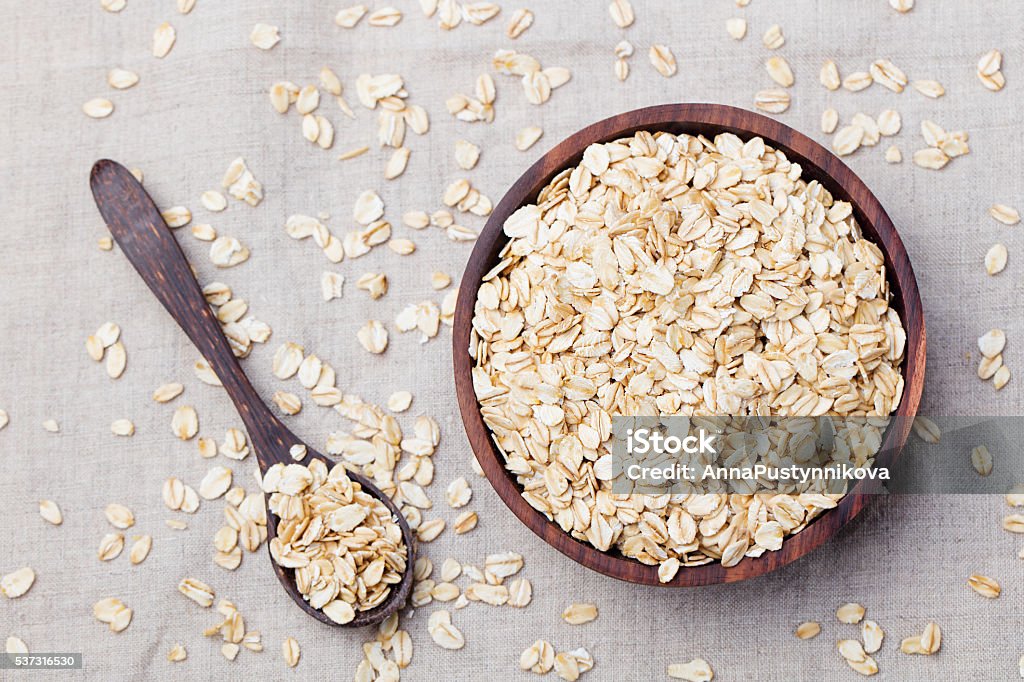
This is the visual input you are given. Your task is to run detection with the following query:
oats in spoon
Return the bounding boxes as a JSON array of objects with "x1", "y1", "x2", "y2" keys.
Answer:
[{"x1": 264, "y1": 459, "x2": 408, "y2": 623}]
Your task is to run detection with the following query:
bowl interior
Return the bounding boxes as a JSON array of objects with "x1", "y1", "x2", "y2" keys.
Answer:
[{"x1": 453, "y1": 103, "x2": 925, "y2": 586}]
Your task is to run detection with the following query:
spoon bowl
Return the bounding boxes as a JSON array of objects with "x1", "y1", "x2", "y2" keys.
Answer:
[{"x1": 90, "y1": 159, "x2": 414, "y2": 626}]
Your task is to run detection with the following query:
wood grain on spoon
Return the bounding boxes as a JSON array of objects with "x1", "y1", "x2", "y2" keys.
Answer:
[{"x1": 89, "y1": 159, "x2": 414, "y2": 627}]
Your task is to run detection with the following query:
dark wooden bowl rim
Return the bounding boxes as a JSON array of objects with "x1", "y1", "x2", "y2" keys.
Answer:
[{"x1": 452, "y1": 103, "x2": 926, "y2": 587}]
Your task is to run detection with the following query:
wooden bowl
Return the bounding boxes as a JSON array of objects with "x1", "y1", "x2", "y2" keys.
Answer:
[{"x1": 453, "y1": 103, "x2": 926, "y2": 586}]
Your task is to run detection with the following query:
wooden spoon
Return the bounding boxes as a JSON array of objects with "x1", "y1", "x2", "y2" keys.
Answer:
[{"x1": 90, "y1": 159, "x2": 414, "y2": 627}]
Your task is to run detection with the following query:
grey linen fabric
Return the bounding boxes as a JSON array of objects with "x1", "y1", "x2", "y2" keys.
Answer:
[{"x1": 0, "y1": 0, "x2": 1022, "y2": 679}]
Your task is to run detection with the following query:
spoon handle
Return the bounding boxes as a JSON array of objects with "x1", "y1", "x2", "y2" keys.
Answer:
[{"x1": 89, "y1": 159, "x2": 291, "y2": 468}]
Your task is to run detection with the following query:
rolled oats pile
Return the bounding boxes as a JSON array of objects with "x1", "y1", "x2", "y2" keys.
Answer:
[
  {"x1": 264, "y1": 459, "x2": 408, "y2": 623},
  {"x1": 471, "y1": 130, "x2": 907, "y2": 571}
]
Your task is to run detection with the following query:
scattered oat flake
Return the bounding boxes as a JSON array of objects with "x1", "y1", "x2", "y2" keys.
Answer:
[
  {"x1": 982, "y1": 354, "x2": 1007, "y2": 381},
  {"x1": 765, "y1": 56, "x2": 794, "y2": 87},
  {"x1": 921, "y1": 622, "x2": 942, "y2": 654},
  {"x1": 507, "y1": 8, "x2": 533, "y2": 38},
  {"x1": 521, "y1": 639, "x2": 554, "y2": 673},
  {"x1": 129, "y1": 535, "x2": 152, "y2": 564},
  {"x1": 614, "y1": 55, "x2": 629, "y2": 82},
  {"x1": 979, "y1": 49, "x2": 1003, "y2": 76},
  {"x1": 1, "y1": 567, "x2": 35, "y2": 598},
  {"x1": 162, "y1": 206, "x2": 192, "y2": 228},
  {"x1": 754, "y1": 89, "x2": 790, "y2": 114},
  {"x1": 913, "y1": 79, "x2": 945, "y2": 98},
  {"x1": 871, "y1": 58, "x2": 907, "y2": 92},
  {"x1": 985, "y1": 243, "x2": 1008, "y2": 275},
  {"x1": 110, "y1": 418, "x2": 135, "y2": 437},
  {"x1": 562, "y1": 602, "x2": 598, "y2": 625},
  {"x1": 296, "y1": 86, "x2": 320, "y2": 115},
  {"x1": 339, "y1": 145, "x2": 370, "y2": 161},
  {"x1": 515, "y1": 126, "x2": 543, "y2": 151},
  {"x1": 105, "y1": 503, "x2": 135, "y2": 529},
  {"x1": 200, "y1": 191, "x2": 227, "y2": 212},
  {"x1": 821, "y1": 108, "x2": 839, "y2": 134},
  {"x1": 913, "y1": 147, "x2": 949, "y2": 170},
  {"x1": 990, "y1": 204, "x2": 1021, "y2": 226},
  {"x1": 199, "y1": 466, "x2": 232, "y2": 499},
  {"x1": 319, "y1": 67, "x2": 342, "y2": 96},
  {"x1": 387, "y1": 391, "x2": 412, "y2": 412},
  {"x1": 194, "y1": 359, "x2": 222, "y2": 385},
  {"x1": 795, "y1": 621, "x2": 820, "y2": 639},
  {"x1": 221, "y1": 157, "x2": 264, "y2": 206},
  {"x1": 455, "y1": 140, "x2": 481, "y2": 170},
  {"x1": 428, "y1": 610, "x2": 465, "y2": 649},
  {"x1": 877, "y1": 110, "x2": 901, "y2": 136},
  {"x1": 820, "y1": 60, "x2": 840, "y2": 90},
  {"x1": 39, "y1": 499, "x2": 63, "y2": 525},
  {"x1": 726, "y1": 17, "x2": 746, "y2": 40},
  {"x1": 172, "y1": 405, "x2": 199, "y2": 440},
  {"x1": 97, "y1": 532, "x2": 124, "y2": 561},
  {"x1": 385, "y1": 147, "x2": 411, "y2": 179},
  {"x1": 837, "y1": 602, "x2": 865, "y2": 624},
  {"x1": 321, "y1": 271, "x2": 345, "y2": 301},
  {"x1": 209, "y1": 236, "x2": 250, "y2": 267},
  {"x1": 353, "y1": 190, "x2": 384, "y2": 225},
  {"x1": 970, "y1": 444, "x2": 994, "y2": 476},
  {"x1": 335, "y1": 5, "x2": 367, "y2": 27},
  {"x1": 667, "y1": 659, "x2": 714, "y2": 681},
  {"x1": 167, "y1": 644, "x2": 187, "y2": 662},
  {"x1": 6, "y1": 636, "x2": 28, "y2": 654},
  {"x1": 608, "y1": 0, "x2": 634, "y2": 28},
  {"x1": 356, "y1": 272, "x2": 388, "y2": 299},
  {"x1": 42, "y1": 419, "x2": 60, "y2": 433},
  {"x1": 648, "y1": 44, "x2": 677, "y2": 77},
  {"x1": 658, "y1": 558, "x2": 681, "y2": 583},
  {"x1": 431, "y1": 271, "x2": 451, "y2": 290},
  {"x1": 368, "y1": 7, "x2": 403, "y2": 26},
  {"x1": 357, "y1": 320, "x2": 388, "y2": 354},
  {"x1": 153, "y1": 23, "x2": 176, "y2": 58},
  {"x1": 979, "y1": 329, "x2": 1006, "y2": 358},
  {"x1": 843, "y1": 71, "x2": 873, "y2": 92},
  {"x1": 453, "y1": 510, "x2": 478, "y2": 534},
  {"x1": 833, "y1": 126, "x2": 864, "y2": 156},
  {"x1": 913, "y1": 417, "x2": 941, "y2": 443},
  {"x1": 445, "y1": 477, "x2": 472, "y2": 508},
  {"x1": 93, "y1": 597, "x2": 132, "y2": 632},
  {"x1": 417, "y1": 518, "x2": 445, "y2": 542},
  {"x1": 967, "y1": 573, "x2": 1001, "y2": 598},
  {"x1": 273, "y1": 390, "x2": 302, "y2": 415},
  {"x1": 282, "y1": 637, "x2": 300, "y2": 667},
  {"x1": 762, "y1": 24, "x2": 784, "y2": 49},
  {"x1": 83, "y1": 98, "x2": 114, "y2": 119},
  {"x1": 839, "y1": 639, "x2": 878, "y2": 675},
  {"x1": 1004, "y1": 514, "x2": 1024, "y2": 533},
  {"x1": 250, "y1": 23, "x2": 280, "y2": 49},
  {"x1": 178, "y1": 577, "x2": 215, "y2": 607},
  {"x1": 107, "y1": 69, "x2": 139, "y2": 89},
  {"x1": 862, "y1": 620, "x2": 884, "y2": 653}
]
